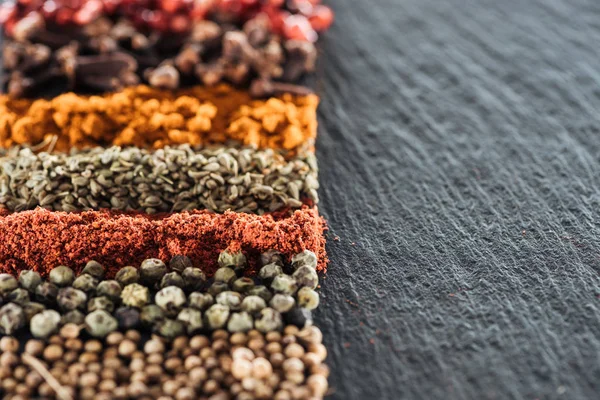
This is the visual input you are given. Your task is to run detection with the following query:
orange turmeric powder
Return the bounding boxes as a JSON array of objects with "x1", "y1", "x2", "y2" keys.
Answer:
[{"x1": 0, "y1": 85, "x2": 318, "y2": 154}]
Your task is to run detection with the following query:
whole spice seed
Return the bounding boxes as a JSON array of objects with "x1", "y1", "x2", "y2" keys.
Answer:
[
  {"x1": 0, "y1": 85, "x2": 318, "y2": 155},
  {"x1": 0, "y1": 207, "x2": 327, "y2": 277}
]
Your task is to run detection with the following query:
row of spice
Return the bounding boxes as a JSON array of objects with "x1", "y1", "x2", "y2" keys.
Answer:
[{"x1": 2, "y1": 0, "x2": 334, "y2": 98}]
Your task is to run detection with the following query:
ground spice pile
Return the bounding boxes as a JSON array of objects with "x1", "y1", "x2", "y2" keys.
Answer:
[
  {"x1": 0, "y1": 207, "x2": 327, "y2": 277},
  {"x1": 0, "y1": 145, "x2": 319, "y2": 214},
  {"x1": 0, "y1": 85, "x2": 318, "y2": 154}
]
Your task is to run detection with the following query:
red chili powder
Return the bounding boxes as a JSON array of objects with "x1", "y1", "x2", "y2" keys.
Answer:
[{"x1": 0, "y1": 207, "x2": 327, "y2": 278}]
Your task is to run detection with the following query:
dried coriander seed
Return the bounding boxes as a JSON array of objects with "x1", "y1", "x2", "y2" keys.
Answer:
[
  {"x1": 121, "y1": 283, "x2": 149, "y2": 308},
  {"x1": 140, "y1": 258, "x2": 168, "y2": 286},
  {"x1": 169, "y1": 255, "x2": 193, "y2": 273},
  {"x1": 82, "y1": 260, "x2": 105, "y2": 279},
  {"x1": 85, "y1": 309, "x2": 118, "y2": 338},
  {"x1": 0, "y1": 274, "x2": 18, "y2": 295},
  {"x1": 115, "y1": 266, "x2": 139, "y2": 286},
  {"x1": 30, "y1": 309, "x2": 60, "y2": 338},
  {"x1": 18, "y1": 270, "x2": 41, "y2": 292},
  {"x1": 57, "y1": 287, "x2": 87, "y2": 311},
  {"x1": 49, "y1": 266, "x2": 75, "y2": 287}
]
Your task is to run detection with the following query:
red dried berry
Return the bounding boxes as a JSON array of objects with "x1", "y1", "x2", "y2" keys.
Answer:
[
  {"x1": 283, "y1": 14, "x2": 317, "y2": 42},
  {"x1": 308, "y1": 4, "x2": 333, "y2": 32}
]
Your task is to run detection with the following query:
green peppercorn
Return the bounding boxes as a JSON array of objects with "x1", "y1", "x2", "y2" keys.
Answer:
[
  {"x1": 169, "y1": 255, "x2": 193, "y2": 273},
  {"x1": 214, "y1": 267, "x2": 237, "y2": 284},
  {"x1": 259, "y1": 263, "x2": 283, "y2": 282},
  {"x1": 115, "y1": 266, "x2": 139, "y2": 286},
  {"x1": 177, "y1": 308, "x2": 203, "y2": 334},
  {"x1": 82, "y1": 260, "x2": 105, "y2": 279},
  {"x1": 291, "y1": 250, "x2": 317, "y2": 270},
  {"x1": 72, "y1": 274, "x2": 98, "y2": 293},
  {"x1": 115, "y1": 307, "x2": 140, "y2": 329},
  {"x1": 296, "y1": 287, "x2": 319, "y2": 310},
  {"x1": 18, "y1": 270, "x2": 41, "y2": 292},
  {"x1": 292, "y1": 266, "x2": 319, "y2": 289},
  {"x1": 7, "y1": 288, "x2": 29, "y2": 305},
  {"x1": 61, "y1": 310, "x2": 85, "y2": 326},
  {"x1": 121, "y1": 283, "x2": 149, "y2": 308},
  {"x1": 140, "y1": 258, "x2": 167, "y2": 286},
  {"x1": 30, "y1": 310, "x2": 60, "y2": 339},
  {"x1": 188, "y1": 292, "x2": 214, "y2": 311},
  {"x1": 271, "y1": 275, "x2": 298, "y2": 295},
  {"x1": 0, "y1": 274, "x2": 18, "y2": 295},
  {"x1": 231, "y1": 277, "x2": 255, "y2": 293},
  {"x1": 97, "y1": 280, "x2": 122, "y2": 302},
  {"x1": 85, "y1": 310, "x2": 118, "y2": 338},
  {"x1": 49, "y1": 266, "x2": 75, "y2": 287},
  {"x1": 217, "y1": 250, "x2": 247, "y2": 270},
  {"x1": 227, "y1": 312, "x2": 253, "y2": 333},
  {"x1": 156, "y1": 318, "x2": 185, "y2": 339},
  {"x1": 22, "y1": 302, "x2": 45, "y2": 322},
  {"x1": 160, "y1": 272, "x2": 184, "y2": 289},
  {"x1": 255, "y1": 308, "x2": 282, "y2": 333},
  {"x1": 269, "y1": 294, "x2": 296, "y2": 313},
  {"x1": 261, "y1": 250, "x2": 284, "y2": 267},
  {"x1": 35, "y1": 282, "x2": 59, "y2": 305},
  {"x1": 248, "y1": 285, "x2": 273, "y2": 302},
  {"x1": 141, "y1": 304, "x2": 165, "y2": 327},
  {"x1": 182, "y1": 267, "x2": 207, "y2": 292},
  {"x1": 205, "y1": 304, "x2": 230, "y2": 329},
  {"x1": 241, "y1": 295, "x2": 267, "y2": 314},
  {"x1": 207, "y1": 281, "x2": 229, "y2": 297},
  {"x1": 57, "y1": 287, "x2": 87, "y2": 311},
  {"x1": 215, "y1": 291, "x2": 243, "y2": 310},
  {"x1": 155, "y1": 286, "x2": 186, "y2": 316},
  {"x1": 87, "y1": 296, "x2": 115, "y2": 313},
  {"x1": 0, "y1": 302, "x2": 25, "y2": 335}
]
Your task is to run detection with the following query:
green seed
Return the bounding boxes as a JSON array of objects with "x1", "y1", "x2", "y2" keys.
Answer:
[
  {"x1": 85, "y1": 310, "x2": 118, "y2": 338},
  {"x1": 140, "y1": 258, "x2": 167, "y2": 286},
  {"x1": 169, "y1": 255, "x2": 193, "y2": 273},
  {"x1": 208, "y1": 282, "x2": 229, "y2": 297},
  {"x1": 231, "y1": 277, "x2": 255, "y2": 293},
  {"x1": 248, "y1": 285, "x2": 273, "y2": 302},
  {"x1": 115, "y1": 266, "x2": 139, "y2": 286},
  {"x1": 269, "y1": 294, "x2": 296, "y2": 313},
  {"x1": 87, "y1": 296, "x2": 115, "y2": 313},
  {"x1": 30, "y1": 310, "x2": 60, "y2": 339},
  {"x1": 115, "y1": 307, "x2": 140, "y2": 329},
  {"x1": 182, "y1": 267, "x2": 207, "y2": 292},
  {"x1": 0, "y1": 303, "x2": 25, "y2": 335},
  {"x1": 297, "y1": 287, "x2": 319, "y2": 310},
  {"x1": 241, "y1": 295, "x2": 267, "y2": 314},
  {"x1": 217, "y1": 250, "x2": 246, "y2": 269},
  {"x1": 35, "y1": 282, "x2": 59, "y2": 305},
  {"x1": 155, "y1": 286, "x2": 187, "y2": 316},
  {"x1": 227, "y1": 312, "x2": 253, "y2": 333},
  {"x1": 155, "y1": 319, "x2": 185, "y2": 339},
  {"x1": 0, "y1": 274, "x2": 18, "y2": 295},
  {"x1": 177, "y1": 308, "x2": 203, "y2": 334},
  {"x1": 82, "y1": 260, "x2": 105, "y2": 279},
  {"x1": 271, "y1": 275, "x2": 298, "y2": 295},
  {"x1": 214, "y1": 267, "x2": 237, "y2": 284},
  {"x1": 57, "y1": 287, "x2": 87, "y2": 311},
  {"x1": 141, "y1": 305, "x2": 165, "y2": 327},
  {"x1": 7, "y1": 288, "x2": 30, "y2": 305},
  {"x1": 291, "y1": 250, "x2": 317, "y2": 270},
  {"x1": 254, "y1": 307, "x2": 282, "y2": 333},
  {"x1": 22, "y1": 302, "x2": 45, "y2": 322},
  {"x1": 205, "y1": 304, "x2": 230, "y2": 329},
  {"x1": 160, "y1": 272, "x2": 184, "y2": 289},
  {"x1": 259, "y1": 263, "x2": 283, "y2": 282},
  {"x1": 292, "y1": 266, "x2": 319, "y2": 289},
  {"x1": 18, "y1": 270, "x2": 41, "y2": 292},
  {"x1": 48, "y1": 266, "x2": 75, "y2": 287},
  {"x1": 61, "y1": 310, "x2": 85, "y2": 326},
  {"x1": 121, "y1": 283, "x2": 149, "y2": 308},
  {"x1": 188, "y1": 292, "x2": 214, "y2": 311},
  {"x1": 215, "y1": 291, "x2": 242, "y2": 310},
  {"x1": 72, "y1": 274, "x2": 98, "y2": 293},
  {"x1": 97, "y1": 280, "x2": 122, "y2": 301}
]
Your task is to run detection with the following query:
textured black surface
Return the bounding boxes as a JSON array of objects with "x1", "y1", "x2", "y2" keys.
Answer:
[{"x1": 315, "y1": 0, "x2": 600, "y2": 399}]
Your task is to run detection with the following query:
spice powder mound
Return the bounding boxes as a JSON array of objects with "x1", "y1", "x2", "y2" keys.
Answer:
[
  {"x1": 0, "y1": 207, "x2": 327, "y2": 278},
  {"x1": 0, "y1": 84, "x2": 318, "y2": 155}
]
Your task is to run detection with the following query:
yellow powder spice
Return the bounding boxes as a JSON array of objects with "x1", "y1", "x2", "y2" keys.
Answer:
[{"x1": 0, "y1": 85, "x2": 318, "y2": 154}]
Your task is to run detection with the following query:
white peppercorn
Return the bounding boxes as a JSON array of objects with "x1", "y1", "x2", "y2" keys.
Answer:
[{"x1": 30, "y1": 309, "x2": 61, "y2": 338}]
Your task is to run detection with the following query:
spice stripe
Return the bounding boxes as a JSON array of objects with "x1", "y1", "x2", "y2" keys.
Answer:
[
  {"x1": 0, "y1": 145, "x2": 319, "y2": 214},
  {"x1": 0, "y1": 207, "x2": 327, "y2": 277},
  {"x1": 0, "y1": 85, "x2": 318, "y2": 155}
]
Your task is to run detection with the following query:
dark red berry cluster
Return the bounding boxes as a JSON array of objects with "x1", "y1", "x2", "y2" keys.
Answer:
[{"x1": 0, "y1": 0, "x2": 333, "y2": 41}]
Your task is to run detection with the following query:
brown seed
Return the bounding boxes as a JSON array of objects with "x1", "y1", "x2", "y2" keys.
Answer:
[
  {"x1": 130, "y1": 358, "x2": 145, "y2": 372},
  {"x1": 270, "y1": 352, "x2": 285, "y2": 368},
  {"x1": 232, "y1": 347, "x2": 254, "y2": 361},
  {"x1": 106, "y1": 331, "x2": 124, "y2": 346},
  {"x1": 0, "y1": 351, "x2": 19, "y2": 369},
  {"x1": 79, "y1": 371, "x2": 100, "y2": 387},
  {"x1": 48, "y1": 335, "x2": 64, "y2": 345},
  {"x1": 24, "y1": 339, "x2": 44, "y2": 356},
  {"x1": 128, "y1": 381, "x2": 148, "y2": 397},
  {"x1": 2, "y1": 377, "x2": 18, "y2": 391},
  {"x1": 190, "y1": 335, "x2": 210, "y2": 350},
  {"x1": 147, "y1": 353, "x2": 164, "y2": 364},
  {"x1": 43, "y1": 344, "x2": 63, "y2": 362},
  {"x1": 252, "y1": 357, "x2": 273, "y2": 379},
  {"x1": 265, "y1": 331, "x2": 282, "y2": 343},
  {"x1": 175, "y1": 387, "x2": 195, "y2": 400},
  {"x1": 0, "y1": 336, "x2": 19, "y2": 352},
  {"x1": 200, "y1": 347, "x2": 215, "y2": 359},
  {"x1": 172, "y1": 336, "x2": 188, "y2": 351},
  {"x1": 203, "y1": 379, "x2": 219, "y2": 394},
  {"x1": 80, "y1": 386, "x2": 97, "y2": 399},
  {"x1": 125, "y1": 329, "x2": 141, "y2": 342},
  {"x1": 310, "y1": 363, "x2": 330, "y2": 378},
  {"x1": 60, "y1": 323, "x2": 81, "y2": 339},
  {"x1": 144, "y1": 339, "x2": 165, "y2": 354},
  {"x1": 131, "y1": 371, "x2": 148, "y2": 383},
  {"x1": 307, "y1": 374, "x2": 328, "y2": 397},
  {"x1": 189, "y1": 366, "x2": 207, "y2": 382},
  {"x1": 14, "y1": 365, "x2": 28, "y2": 380},
  {"x1": 85, "y1": 340, "x2": 103, "y2": 353},
  {"x1": 65, "y1": 338, "x2": 83, "y2": 351},
  {"x1": 162, "y1": 380, "x2": 180, "y2": 396},
  {"x1": 87, "y1": 362, "x2": 102, "y2": 373},
  {"x1": 118, "y1": 339, "x2": 137, "y2": 357},
  {"x1": 307, "y1": 343, "x2": 327, "y2": 362},
  {"x1": 231, "y1": 358, "x2": 252, "y2": 380},
  {"x1": 79, "y1": 352, "x2": 99, "y2": 364},
  {"x1": 284, "y1": 343, "x2": 305, "y2": 358}
]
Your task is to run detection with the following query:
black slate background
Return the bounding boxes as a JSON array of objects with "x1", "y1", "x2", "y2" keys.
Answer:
[{"x1": 314, "y1": 0, "x2": 600, "y2": 399}]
